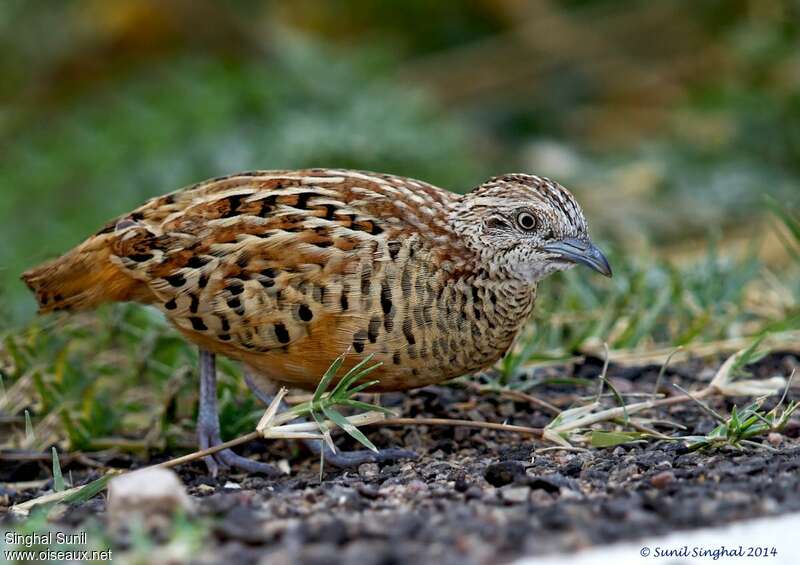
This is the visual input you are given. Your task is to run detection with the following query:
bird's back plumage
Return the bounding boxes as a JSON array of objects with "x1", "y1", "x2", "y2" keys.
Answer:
[{"x1": 24, "y1": 169, "x2": 543, "y2": 390}]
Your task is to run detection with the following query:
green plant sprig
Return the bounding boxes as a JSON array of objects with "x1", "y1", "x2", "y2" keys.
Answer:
[
  {"x1": 287, "y1": 352, "x2": 394, "y2": 453},
  {"x1": 684, "y1": 370, "x2": 799, "y2": 450}
]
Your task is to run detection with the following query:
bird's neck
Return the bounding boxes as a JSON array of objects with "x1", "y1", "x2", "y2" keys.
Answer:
[{"x1": 475, "y1": 272, "x2": 538, "y2": 356}]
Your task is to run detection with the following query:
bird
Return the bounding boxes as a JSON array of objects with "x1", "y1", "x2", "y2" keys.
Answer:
[{"x1": 22, "y1": 168, "x2": 611, "y2": 474}]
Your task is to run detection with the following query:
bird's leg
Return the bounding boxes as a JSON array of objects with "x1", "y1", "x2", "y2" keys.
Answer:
[
  {"x1": 243, "y1": 367, "x2": 417, "y2": 468},
  {"x1": 197, "y1": 349, "x2": 221, "y2": 475},
  {"x1": 196, "y1": 349, "x2": 280, "y2": 476}
]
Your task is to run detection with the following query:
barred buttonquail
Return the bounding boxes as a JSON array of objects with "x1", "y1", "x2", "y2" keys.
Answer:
[{"x1": 23, "y1": 169, "x2": 611, "y2": 474}]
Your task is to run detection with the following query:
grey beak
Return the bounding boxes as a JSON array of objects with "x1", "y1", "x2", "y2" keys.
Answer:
[{"x1": 543, "y1": 237, "x2": 613, "y2": 277}]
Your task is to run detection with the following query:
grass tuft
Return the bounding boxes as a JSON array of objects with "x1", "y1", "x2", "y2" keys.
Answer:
[
  {"x1": 24, "y1": 409, "x2": 34, "y2": 442},
  {"x1": 51, "y1": 447, "x2": 65, "y2": 492}
]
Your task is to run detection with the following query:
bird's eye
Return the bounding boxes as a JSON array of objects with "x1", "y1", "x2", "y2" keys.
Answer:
[{"x1": 516, "y1": 212, "x2": 537, "y2": 231}]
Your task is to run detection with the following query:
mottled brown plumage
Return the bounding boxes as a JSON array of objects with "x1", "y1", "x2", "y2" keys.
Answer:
[{"x1": 23, "y1": 169, "x2": 610, "y2": 392}]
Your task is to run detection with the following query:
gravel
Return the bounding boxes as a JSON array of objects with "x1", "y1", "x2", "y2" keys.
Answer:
[{"x1": 3, "y1": 351, "x2": 799, "y2": 564}]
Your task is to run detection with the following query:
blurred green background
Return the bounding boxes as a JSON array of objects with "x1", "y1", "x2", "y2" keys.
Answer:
[{"x1": 2, "y1": 0, "x2": 799, "y2": 325}]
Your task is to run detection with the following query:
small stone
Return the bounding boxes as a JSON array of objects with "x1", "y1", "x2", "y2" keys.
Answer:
[
  {"x1": 465, "y1": 486, "x2": 484, "y2": 500},
  {"x1": 358, "y1": 463, "x2": 380, "y2": 478},
  {"x1": 497, "y1": 403, "x2": 516, "y2": 418},
  {"x1": 484, "y1": 461, "x2": 525, "y2": 487},
  {"x1": 356, "y1": 484, "x2": 381, "y2": 499},
  {"x1": 108, "y1": 468, "x2": 193, "y2": 529},
  {"x1": 277, "y1": 459, "x2": 291, "y2": 475},
  {"x1": 560, "y1": 459, "x2": 583, "y2": 477},
  {"x1": 559, "y1": 488, "x2": 582, "y2": 501},
  {"x1": 768, "y1": 432, "x2": 783, "y2": 447},
  {"x1": 612, "y1": 463, "x2": 641, "y2": 482},
  {"x1": 758, "y1": 497, "x2": 780, "y2": 514},
  {"x1": 502, "y1": 486, "x2": 530, "y2": 503},
  {"x1": 406, "y1": 480, "x2": 428, "y2": 495},
  {"x1": 530, "y1": 489, "x2": 557, "y2": 505},
  {"x1": 650, "y1": 470, "x2": 676, "y2": 489},
  {"x1": 196, "y1": 484, "x2": 215, "y2": 495},
  {"x1": 454, "y1": 474, "x2": 470, "y2": 493},
  {"x1": 215, "y1": 506, "x2": 269, "y2": 544},
  {"x1": 527, "y1": 473, "x2": 575, "y2": 493},
  {"x1": 223, "y1": 481, "x2": 241, "y2": 490}
]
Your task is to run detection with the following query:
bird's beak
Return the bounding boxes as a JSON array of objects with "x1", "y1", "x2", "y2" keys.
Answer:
[{"x1": 544, "y1": 237, "x2": 613, "y2": 277}]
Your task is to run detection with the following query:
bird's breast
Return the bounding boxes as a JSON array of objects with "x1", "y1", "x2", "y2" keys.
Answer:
[{"x1": 174, "y1": 244, "x2": 537, "y2": 391}]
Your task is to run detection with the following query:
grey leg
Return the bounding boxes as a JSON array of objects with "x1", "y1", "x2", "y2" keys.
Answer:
[
  {"x1": 196, "y1": 349, "x2": 280, "y2": 476},
  {"x1": 197, "y1": 349, "x2": 222, "y2": 475},
  {"x1": 243, "y1": 367, "x2": 417, "y2": 468}
]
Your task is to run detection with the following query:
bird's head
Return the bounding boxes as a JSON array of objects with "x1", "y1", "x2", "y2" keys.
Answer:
[{"x1": 453, "y1": 174, "x2": 611, "y2": 283}]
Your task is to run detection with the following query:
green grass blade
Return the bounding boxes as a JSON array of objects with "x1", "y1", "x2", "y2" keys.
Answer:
[
  {"x1": 330, "y1": 353, "x2": 377, "y2": 399},
  {"x1": 591, "y1": 430, "x2": 646, "y2": 448},
  {"x1": 313, "y1": 352, "x2": 346, "y2": 404},
  {"x1": 321, "y1": 405, "x2": 378, "y2": 452},
  {"x1": 309, "y1": 405, "x2": 329, "y2": 435},
  {"x1": 25, "y1": 410, "x2": 34, "y2": 441},
  {"x1": 600, "y1": 374, "x2": 629, "y2": 424},
  {"x1": 331, "y1": 358, "x2": 383, "y2": 401},
  {"x1": 51, "y1": 447, "x2": 65, "y2": 492},
  {"x1": 62, "y1": 473, "x2": 115, "y2": 505},
  {"x1": 340, "y1": 399, "x2": 395, "y2": 415},
  {"x1": 344, "y1": 379, "x2": 381, "y2": 396}
]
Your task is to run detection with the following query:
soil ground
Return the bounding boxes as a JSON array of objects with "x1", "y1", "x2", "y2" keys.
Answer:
[{"x1": 2, "y1": 352, "x2": 799, "y2": 564}]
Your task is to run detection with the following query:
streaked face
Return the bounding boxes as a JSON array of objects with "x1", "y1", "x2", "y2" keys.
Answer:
[{"x1": 458, "y1": 174, "x2": 611, "y2": 283}]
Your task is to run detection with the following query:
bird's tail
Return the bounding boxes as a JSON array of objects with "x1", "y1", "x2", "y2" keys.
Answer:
[{"x1": 21, "y1": 234, "x2": 142, "y2": 314}]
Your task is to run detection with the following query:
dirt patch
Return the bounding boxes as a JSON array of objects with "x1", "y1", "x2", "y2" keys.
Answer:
[{"x1": 3, "y1": 352, "x2": 800, "y2": 564}]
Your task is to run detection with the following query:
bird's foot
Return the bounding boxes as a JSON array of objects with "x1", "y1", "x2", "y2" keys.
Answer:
[
  {"x1": 213, "y1": 448, "x2": 282, "y2": 477},
  {"x1": 196, "y1": 349, "x2": 280, "y2": 477},
  {"x1": 317, "y1": 445, "x2": 418, "y2": 468},
  {"x1": 197, "y1": 424, "x2": 280, "y2": 477}
]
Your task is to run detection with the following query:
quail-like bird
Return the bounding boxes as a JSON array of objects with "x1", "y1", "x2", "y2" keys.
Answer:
[{"x1": 23, "y1": 169, "x2": 611, "y2": 474}]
